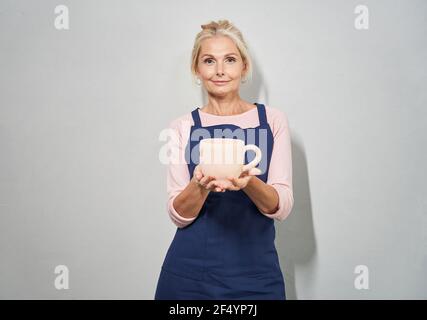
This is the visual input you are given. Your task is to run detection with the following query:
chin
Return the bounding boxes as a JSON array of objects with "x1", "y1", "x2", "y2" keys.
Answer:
[{"x1": 208, "y1": 90, "x2": 228, "y2": 98}]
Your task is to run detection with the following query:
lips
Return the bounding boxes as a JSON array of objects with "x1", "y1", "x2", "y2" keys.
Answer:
[{"x1": 212, "y1": 80, "x2": 230, "y2": 85}]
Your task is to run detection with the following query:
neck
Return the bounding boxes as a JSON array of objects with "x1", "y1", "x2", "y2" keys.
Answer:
[{"x1": 204, "y1": 98, "x2": 250, "y2": 116}]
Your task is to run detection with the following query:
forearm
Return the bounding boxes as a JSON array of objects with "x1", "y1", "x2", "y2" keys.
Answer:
[
  {"x1": 173, "y1": 179, "x2": 210, "y2": 219},
  {"x1": 242, "y1": 176, "x2": 279, "y2": 214}
]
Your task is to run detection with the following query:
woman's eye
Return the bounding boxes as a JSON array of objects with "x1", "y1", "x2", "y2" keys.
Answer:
[{"x1": 204, "y1": 58, "x2": 236, "y2": 64}]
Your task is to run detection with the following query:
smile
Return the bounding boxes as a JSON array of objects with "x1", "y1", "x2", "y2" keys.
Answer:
[{"x1": 212, "y1": 80, "x2": 230, "y2": 86}]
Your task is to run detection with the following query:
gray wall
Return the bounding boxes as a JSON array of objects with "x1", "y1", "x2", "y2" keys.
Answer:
[{"x1": 0, "y1": 0, "x2": 426, "y2": 299}]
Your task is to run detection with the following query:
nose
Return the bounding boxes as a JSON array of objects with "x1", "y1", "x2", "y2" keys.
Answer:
[{"x1": 216, "y1": 63, "x2": 225, "y2": 77}]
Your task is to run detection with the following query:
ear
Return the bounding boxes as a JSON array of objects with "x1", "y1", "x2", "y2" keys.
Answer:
[
  {"x1": 241, "y1": 63, "x2": 249, "y2": 80},
  {"x1": 242, "y1": 63, "x2": 247, "y2": 75}
]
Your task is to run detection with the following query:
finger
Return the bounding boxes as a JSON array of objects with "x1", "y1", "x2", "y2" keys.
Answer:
[
  {"x1": 235, "y1": 177, "x2": 247, "y2": 189},
  {"x1": 228, "y1": 178, "x2": 240, "y2": 190},
  {"x1": 248, "y1": 168, "x2": 262, "y2": 176},
  {"x1": 206, "y1": 180, "x2": 219, "y2": 190},
  {"x1": 195, "y1": 172, "x2": 202, "y2": 180},
  {"x1": 198, "y1": 175, "x2": 207, "y2": 185},
  {"x1": 200, "y1": 175, "x2": 214, "y2": 186},
  {"x1": 218, "y1": 180, "x2": 230, "y2": 189},
  {"x1": 230, "y1": 177, "x2": 239, "y2": 186},
  {"x1": 227, "y1": 176, "x2": 238, "y2": 184},
  {"x1": 228, "y1": 183, "x2": 240, "y2": 191},
  {"x1": 194, "y1": 166, "x2": 203, "y2": 180},
  {"x1": 205, "y1": 177, "x2": 217, "y2": 187},
  {"x1": 210, "y1": 181, "x2": 223, "y2": 192},
  {"x1": 239, "y1": 171, "x2": 249, "y2": 178}
]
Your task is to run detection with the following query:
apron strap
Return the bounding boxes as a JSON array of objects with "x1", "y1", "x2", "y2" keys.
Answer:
[
  {"x1": 191, "y1": 108, "x2": 202, "y2": 127},
  {"x1": 192, "y1": 104, "x2": 267, "y2": 127},
  {"x1": 256, "y1": 103, "x2": 268, "y2": 126}
]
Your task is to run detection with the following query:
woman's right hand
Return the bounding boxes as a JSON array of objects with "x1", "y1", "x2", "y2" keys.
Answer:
[{"x1": 192, "y1": 165, "x2": 225, "y2": 193}]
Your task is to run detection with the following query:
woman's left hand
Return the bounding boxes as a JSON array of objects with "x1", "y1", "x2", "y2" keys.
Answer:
[{"x1": 218, "y1": 168, "x2": 262, "y2": 191}]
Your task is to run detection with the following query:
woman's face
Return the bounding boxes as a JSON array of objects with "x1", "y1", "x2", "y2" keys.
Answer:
[{"x1": 196, "y1": 35, "x2": 246, "y2": 96}]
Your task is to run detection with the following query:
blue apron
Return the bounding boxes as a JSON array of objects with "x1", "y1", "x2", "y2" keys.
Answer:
[{"x1": 155, "y1": 103, "x2": 286, "y2": 300}]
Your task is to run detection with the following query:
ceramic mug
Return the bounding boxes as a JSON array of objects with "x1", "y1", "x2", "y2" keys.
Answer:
[{"x1": 199, "y1": 138, "x2": 262, "y2": 182}]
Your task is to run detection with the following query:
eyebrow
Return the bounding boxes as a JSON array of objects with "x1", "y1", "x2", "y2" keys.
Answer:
[{"x1": 200, "y1": 53, "x2": 238, "y2": 58}]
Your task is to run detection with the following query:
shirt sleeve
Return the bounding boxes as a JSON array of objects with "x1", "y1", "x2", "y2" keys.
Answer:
[
  {"x1": 166, "y1": 118, "x2": 197, "y2": 228},
  {"x1": 258, "y1": 109, "x2": 294, "y2": 221}
]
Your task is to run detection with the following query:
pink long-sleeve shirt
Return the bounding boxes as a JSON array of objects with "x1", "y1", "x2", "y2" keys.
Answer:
[{"x1": 166, "y1": 105, "x2": 294, "y2": 228}]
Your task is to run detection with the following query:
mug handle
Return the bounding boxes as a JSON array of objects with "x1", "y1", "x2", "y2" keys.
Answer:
[{"x1": 242, "y1": 144, "x2": 262, "y2": 172}]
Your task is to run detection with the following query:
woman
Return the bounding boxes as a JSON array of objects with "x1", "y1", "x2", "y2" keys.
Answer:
[{"x1": 155, "y1": 20, "x2": 294, "y2": 300}]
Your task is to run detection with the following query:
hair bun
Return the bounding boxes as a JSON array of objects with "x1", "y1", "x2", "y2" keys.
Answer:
[{"x1": 201, "y1": 21, "x2": 220, "y2": 30}]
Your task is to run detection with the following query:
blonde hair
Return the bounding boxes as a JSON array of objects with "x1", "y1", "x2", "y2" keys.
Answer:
[{"x1": 190, "y1": 19, "x2": 253, "y2": 85}]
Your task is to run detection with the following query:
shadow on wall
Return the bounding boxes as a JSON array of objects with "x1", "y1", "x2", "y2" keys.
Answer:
[
  {"x1": 197, "y1": 56, "x2": 317, "y2": 299},
  {"x1": 276, "y1": 138, "x2": 317, "y2": 300}
]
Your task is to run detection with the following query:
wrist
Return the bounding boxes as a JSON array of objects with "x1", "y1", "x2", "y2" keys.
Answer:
[{"x1": 242, "y1": 175, "x2": 256, "y2": 190}]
